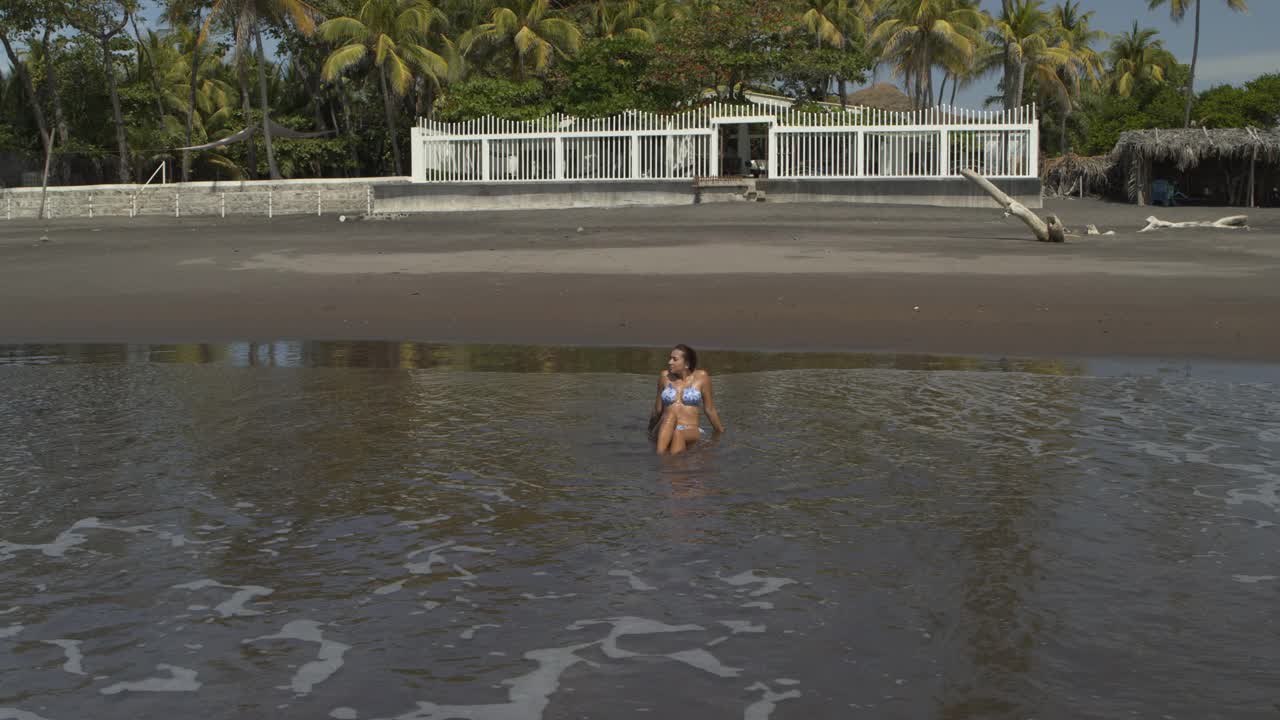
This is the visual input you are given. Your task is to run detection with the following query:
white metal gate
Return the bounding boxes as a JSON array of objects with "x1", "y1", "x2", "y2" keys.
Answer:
[{"x1": 412, "y1": 103, "x2": 1038, "y2": 183}]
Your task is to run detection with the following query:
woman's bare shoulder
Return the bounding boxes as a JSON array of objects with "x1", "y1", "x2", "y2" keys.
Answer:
[{"x1": 693, "y1": 369, "x2": 711, "y2": 379}]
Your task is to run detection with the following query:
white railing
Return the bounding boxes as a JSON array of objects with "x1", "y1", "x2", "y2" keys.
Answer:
[
  {"x1": 130, "y1": 161, "x2": 167, "y2": 217},
  {"x1": 411, "y1": 102, "x2": 1038, "y2": 183}
]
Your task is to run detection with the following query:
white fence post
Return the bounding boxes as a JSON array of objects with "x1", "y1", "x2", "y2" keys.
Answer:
[
  {"x1": 629, "y1": 135, "x2": 641, "y2": 179},
  {"x1": 366, "y1": 186, "x2": 372, "y2": 215},
  {"x1": 1029, "y1": 105, "x2": 1040, "y2": 178},
  {"x1": 554, "y1": 137, "x2": 564, "y2": 180},
  {"x1": 482, "y1": 138, "x2": 492, "y2": 181},
  {"x1": 317, "y1": 189, "x2": 322, "y2": 216},
  {"x1": 708, "y1": 129, "x2": 719, "y2": 177},
  {"x1": 89, "y1": 194, "x2": 94, "y2": 219},
  {"x1": 221, "y1": 192, "x2": 226, "y2": 218},
  {"x1": 409, "y1": 127, "x2": 426, "y2": 181},
  {"x1": 767, "y1": 127, "x2": 777, "y2": 178},
  {"x1": 268, "y1": 188, "x2": 273, "y2": 219},
  {"x1": 939, "y1": 129, "x2": 950, "y2": 177},
  {"x1": 855, "y1": 130, "x2": 865, "y2": 177},
  {"x1": 175, "y1": 192, "x2": 180, "y2": 218}
]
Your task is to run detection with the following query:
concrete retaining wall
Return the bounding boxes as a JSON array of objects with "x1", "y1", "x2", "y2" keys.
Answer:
[
  {"x1": 758, "y1": 177, "x2": 1043, "y2": 209},
  {"x1": 2, "y1": 177, "x2": 412, "y2": 220},
  {"x1": 375, "y1": 180, "x2": 705, "y2": 213},
  {"x1": 374, "y1": 177, "x2": 1042, "y2": 213},
  {"x1": 4, "y1": 175, "x2": 1042, "y2": 219}
]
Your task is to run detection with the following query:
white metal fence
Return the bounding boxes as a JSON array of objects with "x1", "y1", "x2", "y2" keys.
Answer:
[{"x1": 412, "y1": 103, "x2": 1038, "y2": 183}]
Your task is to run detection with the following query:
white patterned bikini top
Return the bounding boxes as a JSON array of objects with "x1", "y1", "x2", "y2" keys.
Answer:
[{"x1": 661, "y1": 383, "x2": 703, "y2": 407}]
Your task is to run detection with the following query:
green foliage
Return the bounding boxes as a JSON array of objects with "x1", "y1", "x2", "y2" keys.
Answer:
[
  {"x1": 548, "y1": 35, "x2": 684, "y2": 115},
  {"x1": 650, "y1": 0, "x2": 803, "y2": 100},
  {"x1": 1193, "y1": 85, "x2": 1250, "y2": 129},
  {"x1": 776, "y1": 44, "x2": 869, "y2": 102},
  {"x1": 1239, "y1": 73, "x2": 1280, "y2": 127},
  {"x1": 433, "y1": 76, "x2": 554, "y2": 121},
  {"x1": 1074, "y1": 65, "x2": 1187, "y2": 155}
]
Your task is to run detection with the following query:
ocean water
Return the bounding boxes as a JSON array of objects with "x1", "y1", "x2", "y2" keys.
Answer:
[{"x1": 1, "y1": 343, "x2": 1278, "y2": 720}]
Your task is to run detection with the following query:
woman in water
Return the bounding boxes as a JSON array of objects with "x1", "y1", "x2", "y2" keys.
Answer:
[{"x1": 649, "y1": 344, "x2": 725, "y2": 455}]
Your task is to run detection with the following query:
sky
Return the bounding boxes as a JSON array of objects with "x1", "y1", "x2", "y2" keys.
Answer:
[
  {"x1": 9, "y1": 0, "x2": 1279, "y2": 112},
  {"x1": 940, "y1": 0, "x2": 1280, "y2": 109}
]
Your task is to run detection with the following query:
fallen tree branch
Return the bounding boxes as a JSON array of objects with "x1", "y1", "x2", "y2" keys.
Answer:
[
  {"x1": 960, "y1": 169, "x2": 1065, "y2": 242},
  {"x1": 1138, "y1": 215, "x2": 1249, "y2": 233}
]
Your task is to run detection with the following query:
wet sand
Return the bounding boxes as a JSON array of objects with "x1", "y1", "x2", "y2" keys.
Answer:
[{"x1": 3, "y1": 198, "x2": 1279, "y2": 360}]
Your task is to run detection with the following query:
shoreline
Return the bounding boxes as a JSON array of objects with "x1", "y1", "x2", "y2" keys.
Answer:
[
  {"x1": 3, "y1": 198, "x2": 1279, "y2": 362},
  {"x1": 7, "y1": 340, "x2": 1280, "y2": 384}
]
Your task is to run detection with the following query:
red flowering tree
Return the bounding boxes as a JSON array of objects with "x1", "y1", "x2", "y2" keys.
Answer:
[{"x1": 650, "y1": 0, "x2": 804, "y2": 101}]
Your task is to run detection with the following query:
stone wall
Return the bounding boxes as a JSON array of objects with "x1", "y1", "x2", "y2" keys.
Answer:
[
  {"x1": 2, "y1": 178, "x2": 412, "y2": 220},
  {"x1": 373, "y1": 177, "x2": 1043, "y2": 213}
]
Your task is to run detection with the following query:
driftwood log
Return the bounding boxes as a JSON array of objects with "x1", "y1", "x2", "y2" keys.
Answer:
[
  {"x1": 1138, "y1": 215, "x2": 1249, "y2": 233},
  {"x1": 960, "y1": 169, "x2": 1065, "y2": 242}
]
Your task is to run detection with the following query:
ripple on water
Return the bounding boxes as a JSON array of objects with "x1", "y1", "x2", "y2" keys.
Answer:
[{"x1": 0, "y1": 363, "x2": 1277, "y2": 719}]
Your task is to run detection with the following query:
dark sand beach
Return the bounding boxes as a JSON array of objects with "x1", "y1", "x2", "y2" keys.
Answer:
[{"x1": 2, "y1": 198, "x2": 1279, "y2": 360}]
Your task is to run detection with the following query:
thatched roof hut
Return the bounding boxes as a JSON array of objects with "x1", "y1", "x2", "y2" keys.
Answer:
[
  {"x1": 1110, "y1": 127, "x2": 1280, "y2": 206},
  {"x1": 845, "y1": 83, "x2": 914, "y2": 112},
  {"x1": 1042, "y1": 153, "x2": 1114, "y2": 197}
]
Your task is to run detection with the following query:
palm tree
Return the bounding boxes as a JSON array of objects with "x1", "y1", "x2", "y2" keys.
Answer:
[
  {"x1": 802, "y1": 0, "x2": 853, "y2": 48},
  {"x1": 461, "y1": 0, "x2": 581, "y2": 80},
  {"x1": 871, "y1": 0, "x2": 985, "y2": 109},
  {"x1": 589, "y1": 0, "x2": 655, "y2": 41},
  {"x1": 320, "y1": 0, "x2": 448, "y2": 175},
  {"x1": 163, "y1": 0, "x2": 214, "y2": 181},
  {"x1": 1051, "y1": 0, "x2": 1105, "y2": 153},
  {"x1": 852, "y1": 0, "x2": 886, "y2": 80},
  {"x1": 204, "y1": 0, "x2": 317, "y2": 179},
  {"x1": 1148, "y1": 0, "x2": 1248, "y2": 127},
  {"x1": 801, "y1": 0, "x2": 863, "y2": 105},
  {"x1": 1107, "y1": 21, "x2": 1170, "y2": 97},
  {"x1": 932, "y1": 0, "x2": 989, "y2": 105},
  {"x1": 129, "y1": 26, "x2": 241, "y2": 178},
  {"x1": 990, "y1": 0, "x2": 1072, "y2": 110}
]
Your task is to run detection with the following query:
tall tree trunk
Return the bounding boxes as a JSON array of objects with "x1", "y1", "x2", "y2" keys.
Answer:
[
  {"x1": 1014, "y1": 62, "x2": 1026, "y2": 109},
  {"x1": 1002, "y1": 45, "x2": 1015, "y2": 110},
  {"x1": 1182, "y1": 0, "x2": 1200, "y2": 128},
  {"x1": 237, "y1": 47, "x2": 258, "y2": 179},
  {"x1": 923, "y1": 50, "x2": 933, "y2": 108},
  {"x1": 102, "y1": 36, "x2": 131, "y2": 184},
  {"x1": 310, "y1": 57, "x2": 327, "y2": 130},
  {"x1": 340, "y1": 84, "x2": 359, "y2": 173},
  {"x1": 937, "y1": 72, "x2": 948, "y2": 105},
  {"x1": 38, "y1": 132, "x2": 54, "y2": 218},
  {"x1": 1, "y1": 31, "x2": 54, "y2": 217},
  {"x1": 1, "y1": 32, "x2": 52, "y2": 160},
  {"x1": 379, "y1": 64, "x2": 403, "y2": 176},
  {"x1": 41, "y1": 25, "x2": 72, "y2": 184},
  {"x1": 950, "y1": 74, "x2": 959, "y2": 105},
  {"x1": 1060, "y1": 107, "x2": 1070, "y2": 155},
  {"x1": 838, "y1": 77, "x2": 847, "y2": 109},
  {"x1": 184, "y1": 11, "x2": 204, "y2": 182},
  {"x1": 1001, "y1": 0, "x2": 1016, "y2": 109},
  {"x1": 42, "y1": 26, "x2": 70, "y2": 148},
  {"x1": 253, "y1": 19, "x2": 281, "y2": 180}
]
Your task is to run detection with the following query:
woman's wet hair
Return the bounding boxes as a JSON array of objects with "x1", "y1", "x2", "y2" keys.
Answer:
[{"x1": 673, "y1": 344, "x2": 697, "y2": 371}]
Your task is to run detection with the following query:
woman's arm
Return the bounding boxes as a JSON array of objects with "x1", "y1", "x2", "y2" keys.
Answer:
[
  {"x1": 700, "y1": 372, "x2": 725, "y2": 434},
  {"x1": 649, "y1": 371, "x2": 668, "y2": 432}
]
